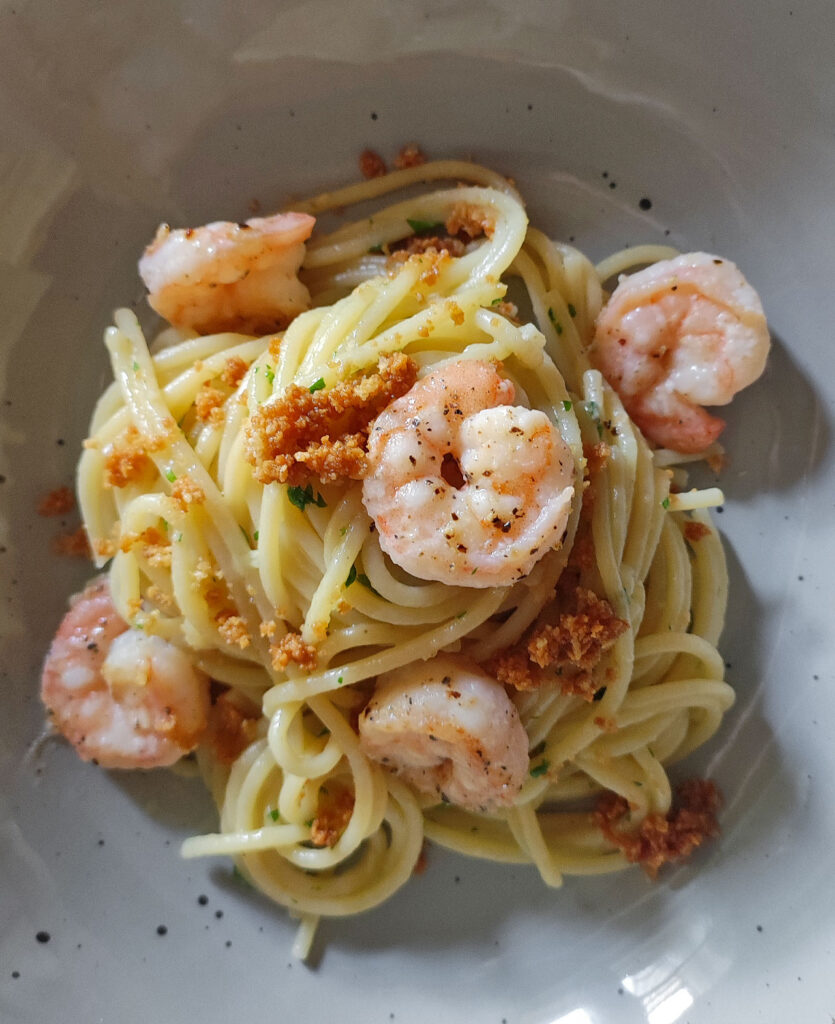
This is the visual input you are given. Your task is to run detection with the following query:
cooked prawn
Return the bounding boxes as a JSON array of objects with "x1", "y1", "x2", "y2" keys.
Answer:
[
  {"x1": 361, "y1": 359, "x2": 575, "y2": 588},
  {"x1": 358, "y1": 653, "x2": 529, "y2": 812},
  {"x1": 138, "y1": 210, "x2": 316, "y2": 335},
  {"x1": 590, "y1": 252, "x2": 770, "y2": 453},
  {"x1": 40, "y1": 577, "x2": 210, "y2": 769}
]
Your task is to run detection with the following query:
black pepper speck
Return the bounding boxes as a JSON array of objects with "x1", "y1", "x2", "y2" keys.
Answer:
[
  {"x1": 215, "y1": 910, "x2": 223, "y2": 919},
  {"x1": 198, "y1": 894, "x2": 208, "y2": 906},
  {"x1": 639, "y1": 197, "x2": 652, "y2": 210},
  {"x1": 35, "y1": 931, "x2": 50, "y2": 944},
  {"x1": 156, "y1": 925, "x2": 168, "y2": 936}
]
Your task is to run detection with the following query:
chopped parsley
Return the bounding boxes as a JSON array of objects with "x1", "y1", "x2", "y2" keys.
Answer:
[
  {"x1": 253, "y1": 530, "x2": 259, "y2": 542},
  {"x1": 584, "y1": 400, "x2": 604, "y2": 438},
  {"x1": 562, "y1": 400, "x2": 573, "y2": 412},
  {"x1": 368, "y1": 243, "x2": 383, "y2": 254},
  {"x1": 132, "y1": 360, "x2": 140, "y2": 372},
  {"x1": 304, "y1": 819, "x2": 314, "y2": 829},
  {"x1": 490, "y1": 297, "x2": 503, "y2": 306},
  {"x1": 407, "y1": 217, "x2": 446, "y2": 234},
  {"x1": 345, "y1": 564, "x2": 358, "y2": 587},
  {"x1": 530, "y1": 760, "x2": 550, "y2": 778},
  {"x1": 567, "y1": 302, "x2": 577, "y2": 318},
  {"x1": 264, "y1": 365, "x2": 275, "y2": 385},
  {"x1": 309, "y1": 377, "x2": 325, "y2": 393},
  {"x1": 337, "y1": 675, "x2": 344, "y2": 684},
  {"x1": 268, "y1": 808, "x2": 280, "y2": 822},
  {"x1": 547, "y1": 307, "x2": 563, "y2": 334},
  {"x1": 164, "y1": 469, "x2": 177, "y2": 483},
  {"x1": 288, "y1": 484, "x2": 327, "y2": 511},
  {"x1": 356, "y1": 572, "x2": 375, "y2": 591},
  {"x1": 662, "y1": 496, "x2": 671, "y2": 510}
]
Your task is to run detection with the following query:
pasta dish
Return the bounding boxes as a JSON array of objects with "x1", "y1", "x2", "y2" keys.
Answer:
[{"x1": 40, "y1": 156, "x2": 770, "y2": 957}]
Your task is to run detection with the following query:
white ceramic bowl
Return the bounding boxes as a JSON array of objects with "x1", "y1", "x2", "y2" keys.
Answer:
[{"x1": 2, "y1": 3, "x2": 833, "y2": 1022}]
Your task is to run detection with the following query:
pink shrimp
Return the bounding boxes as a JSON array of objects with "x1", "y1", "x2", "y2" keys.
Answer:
[
  {"x1": 358, "y1": 654, "x2": 529, "y2": 812},
  {"x1": 41, "y1": 577, "x2": 210, "y2": 769},
  {"x1": 590, "y1": 252, "x2": 770, "y2": 452},
  {"x1": 361, "y1": 359, "x2": 576, "y2": 588},
  {"x1": 138, "y1": 211, "x2": 316, "y2": 335}
]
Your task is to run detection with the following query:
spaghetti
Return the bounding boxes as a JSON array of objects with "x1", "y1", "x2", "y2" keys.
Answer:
[{"x1": 58, "y1": 161, "x2": 745, "y2": 956}]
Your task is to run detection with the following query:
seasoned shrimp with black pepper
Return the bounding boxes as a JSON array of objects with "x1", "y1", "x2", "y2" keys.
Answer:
[
  {"x1": 361, "y1": 359, "x2": 576, "y2": 588},
  {"x1": 358, "y1": 653, "x2": 529, "y2": 812}
]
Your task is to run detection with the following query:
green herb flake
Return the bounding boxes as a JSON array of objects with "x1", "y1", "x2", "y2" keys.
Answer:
[
  {"x1": 253, "y1": 530, "x2": 259, "y2": 542},
  {"x1": 264, "y1": 365, "x2": 275, "y2": 385},
  {"x1": 562, "y1": 400, "x2": 573, "y2": 412},
  {"x1": 490, "y1": 297, "x2": 503, "y2": 306},
  {"x1": 345, "y1": 564, "x2": 358, "y2": 587},
  {"x1": 309, "y1": 377, "x2": 326, "y2": 393},
  {"x1": 337, "y1": 675, "x2": 344, "y2": 684},
  {"x1": 174, "y1": 531, "x2": 183, "y2": 543},
  {"x1": 547, "y1": 307, "x2": 563, "y2": 334},
  {"x1": 339, "y1": 526, "x2": 348, "y2": 536},
  {"x1": 662, "y1": 496, "x2": 671, "y2": 510},
  {"x1": 584, "y1": 400, "x2": 604, "y2": 438},
  {"x1": 304, "y1": 819, "x2": 314, "y2": 829},
  {"x1": 356, "y1": 573, "x2": 375, "y2": 592},
  {"x1": 161, "y1": 519, "x2": 169, "y2": 532},
  {"x1": 368, "y1": 243, "x2": 384, "y2": 254},
  {"x1": 567, "y1": 302, "x2": 577, "y2": 318},
  {"x1": 407, "y1": 217, "x2": 446, "y2": 234},
  {"x1": 132, "y1": 360, "x2": 140, "y2": 372},
  {"x1": 316, "y1": 726, "x2": 330, "y2": 738},
  {"x1": 164, "y1": 469, "x2": 177, "y2": 483},
  {"x1": 288, "y1": 484, "x2": 328, "y2": 511},
  {"x1": 530, "y1": 760, "x2": 550, "y2": 778},
  {"x1": 268, "y1": 808, "x2": 280, "y2": 822}
]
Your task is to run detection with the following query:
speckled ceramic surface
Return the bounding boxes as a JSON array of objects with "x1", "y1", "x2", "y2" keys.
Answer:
[{"x1": 1, "y1": 3, "x2": 834, "y2": 1022}]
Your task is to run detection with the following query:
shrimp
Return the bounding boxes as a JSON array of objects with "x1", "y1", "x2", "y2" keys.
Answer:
[
  {"x1": 138, "y1": 210, "x2": 316, "y2": 335},
  {"x1": 40, "y1": 577, "x2": 210, "y2": 769},
  {"x1": 361, "y1": 359, "x2": 575, "y2": 588},
  {"x1": 589, "y1": 252, "x2": 770, "y2": 453},
  {"x1": 358, "y1": 654, "x2": 529, "y2": 812}
]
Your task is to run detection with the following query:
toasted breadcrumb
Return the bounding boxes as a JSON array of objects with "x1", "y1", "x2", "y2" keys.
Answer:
[
  {"x1": 310, "y1": 782, "x2": 355, "y2": 847},
  {"x1": 38, "y1": 486, "x2": 75, "y2": 517},
  {"x1": 145, "y1": 584, "x2": 177, "y2": 613},
  {"x1": 194, "y1": 384, "x2": 226, "y2": 424},
  {"x1": 488, "y1": 587, "x2": 627, "y2": 699},
  {"x1": 52, "y1": 526, "x2": 91, "y2": 558},
  {"x1": 684, "y1": 520, "x2": 711, "y2": 542},
  {"x1": 221, "y1": 355, "x2": 249, "y2": 389},
  {"x1": 596, "y1": 779, "x2": 721, "y2": 877},
  {"x1": 270, "y1": 632, "x2": 318, "y2": 671},
  {"x1": 259, "y1": 619, "x2": 277, "y2": 639},
  {"x1": 206, "y1": 690, "x2": 260, "y2": 764},
  {"x1": 393, "y1": 234, "x2": 466, "y2": 259},
  {"x1": 359, "y1": 149, "x2": 387, "y2": 179},
  {"x1": 94, "y1": 538, "x2": 117, "y2": 559},
  {"x1": 102, "y1": 425, "x2": 169, "y2": 488},
  {"x1": 171, "y1": 475, "x2": 206, "y2": 511},
  {"x1": 245, "y1": 352, "x2": 418, "y2": 486},
  {"x1": 216, "y1": 612, "x2": 251, "y2": 650},
  {"x1": 492, "y1": 300, "x2": 519, "y2": 323},
  {"x1": 393, "y1": 143, "x2": 427, "y2": 170},
  {"x1": 445, "y1": 201, "x2": 494, "y2": 240}
]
